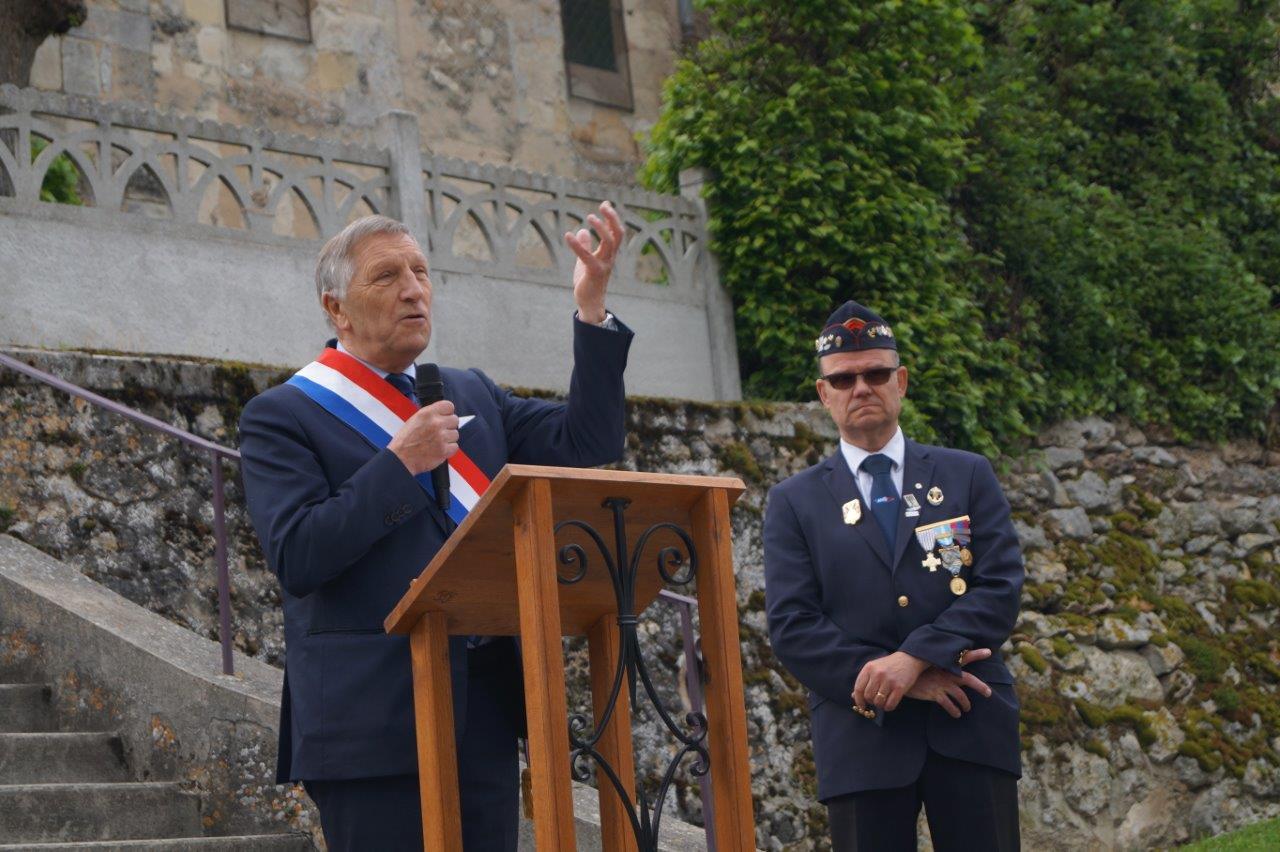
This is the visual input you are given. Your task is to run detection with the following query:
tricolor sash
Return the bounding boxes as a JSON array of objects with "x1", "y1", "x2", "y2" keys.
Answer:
[{"x1": 287, "y1": 348, "x2": 490, "y2": 527}]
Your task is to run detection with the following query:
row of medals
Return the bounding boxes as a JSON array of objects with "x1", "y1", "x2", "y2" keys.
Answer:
[
  {"x1": 933, "y1": 539, "x2": 970, "y2": 596},
  {"x1": 843, "y1": 485, "x2": 969, "y2": 596}
]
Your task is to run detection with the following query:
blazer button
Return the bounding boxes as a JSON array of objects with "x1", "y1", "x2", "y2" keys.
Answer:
[{"x1": 898, "y1": 595, "x2": 909, "y2": 608}]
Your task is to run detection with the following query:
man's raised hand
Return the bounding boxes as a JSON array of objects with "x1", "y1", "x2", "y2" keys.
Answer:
[
  {"x1": 387, "y1": 400, "x2": 459, "y2": 475},
  {"x1": 565, "y1": 201, "x2": 625, "y2": 324}
]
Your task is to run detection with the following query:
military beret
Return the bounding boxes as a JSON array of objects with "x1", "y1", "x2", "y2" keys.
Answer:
[{"x1": 814, "y1": 300, "x2": 896, "y2": 355}]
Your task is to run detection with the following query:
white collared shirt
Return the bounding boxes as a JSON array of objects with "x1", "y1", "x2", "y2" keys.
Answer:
[
  {"x1": 839, "y1": 427, "x2": 905, "y2": 505},
  {"x1": 335, "y1": 341, "x2": 416, "y2": 382}
]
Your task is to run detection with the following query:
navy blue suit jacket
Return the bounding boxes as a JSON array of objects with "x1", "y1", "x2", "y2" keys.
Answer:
[
  {"x1": 238, "y1": 318, "x2": 633, "y2": 782},
  {"x1": 763, "y1": 439, "x2": 1023, "y2": 801}
]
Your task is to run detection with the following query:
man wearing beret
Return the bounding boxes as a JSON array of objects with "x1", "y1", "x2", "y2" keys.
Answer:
[{"x1": 763, "y1": 300, "x2": 1024, "y2": 850}]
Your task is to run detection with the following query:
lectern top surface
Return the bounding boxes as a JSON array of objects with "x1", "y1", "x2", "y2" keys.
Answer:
[{"x1": 383, "y1": 465, "x2": 745, "y2": 636}]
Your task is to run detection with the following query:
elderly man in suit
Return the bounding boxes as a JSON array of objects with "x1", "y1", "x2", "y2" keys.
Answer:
[
  {"x1": 764, "y1": 300, "x2": 1024, "y2": 851},
  {"x1": 238, "y1": 203, "x2": 632, "y2": 850}
]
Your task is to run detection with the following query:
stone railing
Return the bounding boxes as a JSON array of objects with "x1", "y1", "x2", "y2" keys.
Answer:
[
  {"x1": 0, "y1": 85, "x2": 739, "y2": 401},
  {"x1": 0, "y1": 84, "x2": 714, "y2": 298}
]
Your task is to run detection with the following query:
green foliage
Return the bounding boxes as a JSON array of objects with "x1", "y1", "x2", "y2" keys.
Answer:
[
  {"x1": 1176, "y1": 635, "x2": 1229, "y2": 682},
  {"x1": 965, "y1": 0, "x2": 1280, "y2": 440},
  {"x1": 32, "y1": 138, "x2": 83, "y2": 205},
  {"x1": 1177, "y1": 816, "x2": 1280, "y2": 852},
  {"x1": 715, "y1": 440, "x2": 765, "y2": 483},
  {"x1": 642, "y1": 0, "x2": 1033, "y2": 454},
  {"x1": 644, "y1": 0, "x2": 1280, "y2": 449},
  {"x1": 1017, "y1": 642, "x2": 1049, "y2": 674}
]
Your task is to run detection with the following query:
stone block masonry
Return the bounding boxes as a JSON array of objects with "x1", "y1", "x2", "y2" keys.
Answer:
[
  {"x1": 30, "y1": 0, "x2": 683, "y2": 187},
  {"x1": 2, "y1": 349, "x2": 1279, "y2": 849}
]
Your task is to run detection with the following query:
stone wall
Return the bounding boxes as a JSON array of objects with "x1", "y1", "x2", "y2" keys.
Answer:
[
  {"x1": 2, "y1": 348, "x2": 1279, "y2": 849},
  {"x1": 26, "y1": 0, "x2": 682, "y2": 185}
]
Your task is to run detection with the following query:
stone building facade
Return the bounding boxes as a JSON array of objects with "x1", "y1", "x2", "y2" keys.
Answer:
[{"x1": 26, "y1": 0, "x2": 689, "y2": 184}]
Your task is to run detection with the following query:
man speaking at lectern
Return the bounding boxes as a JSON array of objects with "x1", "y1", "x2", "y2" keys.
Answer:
[{"x1": 238, "y1": 203, "x2": 633, "y2": 850}]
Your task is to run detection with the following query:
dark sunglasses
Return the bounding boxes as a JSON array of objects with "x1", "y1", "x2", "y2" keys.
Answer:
[{"x1": 821, "y1": 367, "x2": 897, "y2": 390}]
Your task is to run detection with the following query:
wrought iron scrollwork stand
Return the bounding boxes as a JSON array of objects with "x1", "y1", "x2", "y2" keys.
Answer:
[{"x1": 555, "y1": 497, "x2": 709, "y2": 851}]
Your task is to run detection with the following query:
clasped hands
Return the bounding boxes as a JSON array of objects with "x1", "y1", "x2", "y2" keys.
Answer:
[{"x1": 852, "y1": 648, "x2": 994, "y2": 719}]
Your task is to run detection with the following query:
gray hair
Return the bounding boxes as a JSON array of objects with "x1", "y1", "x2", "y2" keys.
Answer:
[{"x1": 315, "y1": 215, "x2": 415, "y2": 318}]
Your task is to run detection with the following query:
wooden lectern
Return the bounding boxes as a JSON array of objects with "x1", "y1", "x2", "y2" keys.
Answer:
[{"x1": 384, "y1": 465, "x2": 756, "y2": 851}]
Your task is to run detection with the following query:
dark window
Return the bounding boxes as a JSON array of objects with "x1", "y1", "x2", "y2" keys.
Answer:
[
  {"x1": 559, "y1": 0, "x2": 633, "y2": 110},
  {"x1": 225, "y1": 0, "x2": 312, "y2": 43}
]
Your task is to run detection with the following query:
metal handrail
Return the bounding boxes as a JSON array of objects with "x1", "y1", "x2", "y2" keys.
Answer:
[
  {"x1": 0, "y1": 350, "x2": 240, "y2": 675},
  {"x1": 0, "y1": 352, "x2": 712, "y2": 706}
]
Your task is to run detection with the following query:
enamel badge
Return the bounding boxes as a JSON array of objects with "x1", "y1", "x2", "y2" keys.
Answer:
[
  {"x1": 842, "y1": 498, "x2": 862, "y2": 525},
  {"x1": 927, "y1": 486, "x2": 944, "y2": 506}
]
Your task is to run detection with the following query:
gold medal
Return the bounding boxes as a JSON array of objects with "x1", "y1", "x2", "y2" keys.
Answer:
[
  {"x1": 950, "y1": 576, "x2": 967, "y2": 595},
  {"x1": 959, "y1": 548, "x2": 973, "y2": 567},
  {"x1": 842, "y1": 499, "x2": 862, "y2": 525},
  {"x1": 927, "y1": 486, "x2": 944, "y2": 506}
]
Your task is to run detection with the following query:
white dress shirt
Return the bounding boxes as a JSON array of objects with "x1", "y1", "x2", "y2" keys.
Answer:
[
  {"x1": 335, "y1": 341, "x2": 415, "y2": 382},
  {"x1": 839, "y1": 426, "x2": 906, "y2": 505}
]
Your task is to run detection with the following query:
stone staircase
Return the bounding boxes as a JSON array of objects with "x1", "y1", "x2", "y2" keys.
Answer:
[
  {"x1": 0, "y1": 659, "x2": 310, "y2": 851},
  {"x1": 0, "y1": 531, "x2": 712, "y2": 851}
]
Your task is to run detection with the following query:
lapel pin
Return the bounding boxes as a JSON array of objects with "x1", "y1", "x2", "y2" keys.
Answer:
[
  {"x1": 927, "y1": 486, "x2": 944, "y2": 506},
  {"x1": 915, "y1": 482, "x2": 923, "y2": 490},
  {"x1": 842, "y1": 499, "x2": 862, "y2": 525}
]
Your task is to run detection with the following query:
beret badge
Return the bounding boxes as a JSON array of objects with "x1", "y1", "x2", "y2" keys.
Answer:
[{"x1": 814, "y1": 301, "x2": 897, "y2": 355}]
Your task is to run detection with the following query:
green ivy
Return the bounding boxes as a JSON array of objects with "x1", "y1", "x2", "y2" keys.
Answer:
[
  {"x1": 32, "y1": 138, "x2": 83, "y2": 205},
  {"x1": 643, "y1": 0, "x2": 1280, "y2": 451}
]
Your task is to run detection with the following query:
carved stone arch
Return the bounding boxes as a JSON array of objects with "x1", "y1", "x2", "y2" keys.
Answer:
[
  {"x1": 114, "y1": 149, "x2": 180, "y2": 217},
  {"x1": 507, "y1": 199, "x2": 564, "y2": 271},
  {"x1": 188, "y1": 160, "x2": 253, "y2": 230},
  {"x1": 438, "y1": 194, "x2": 499, "y2": 263},
  {"x1": 620, "y1": 215, "x2": 681, "y2": 287},
  {"x1": 332, "y1": 173, "x2": 391, "y2": 226},
  {"x1": 0, "y1": 136, "x2": 20, "y2": 197},
  {"x1": 261, "y1": 174, "x2": 323, "y2": 238},
  {"x1": 30, "y1": 134, "x2": 98, "y2": 206}
]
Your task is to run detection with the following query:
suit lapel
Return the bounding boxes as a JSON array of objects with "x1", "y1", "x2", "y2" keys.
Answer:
[
  {"x1": 820, "y1": 451, "x2": 892, "y2": 569},
  {"x1": 891, "y1": 440, "x2": 934, "y2": 574}
]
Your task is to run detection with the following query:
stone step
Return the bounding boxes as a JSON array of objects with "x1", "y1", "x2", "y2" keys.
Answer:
[
  {"x1": 0, "y1": 783, "x2": 203, "y2": 843},
  {"x1": 0, "y1": 836, "x2": 314, "y2": 851},
  {"x1": 0, "y1": 654, "x2": 41, "y2": 683},
  {"x1": 0, "y1": 683, "x2": 57, "y2": 732},
  {"x1": 0, "y1": 732, "x2": 128, "y2": 783}
]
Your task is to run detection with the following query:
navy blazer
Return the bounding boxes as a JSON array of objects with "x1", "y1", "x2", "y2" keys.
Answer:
[
  {"x1": 763, "y1": 439, "x2": 1024, "y2": 800},
  {"x1": 238, "y1": 318, "x2": 633, "y2": 782}
]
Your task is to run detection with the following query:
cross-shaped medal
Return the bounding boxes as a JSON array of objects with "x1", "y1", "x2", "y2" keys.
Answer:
[{"x1": 922, "y1": 552, "x2": 942, "y2": 572}]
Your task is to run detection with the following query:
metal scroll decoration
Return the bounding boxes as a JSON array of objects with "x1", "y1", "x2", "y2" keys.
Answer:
[{"x1": 555, "y1": 497, "x2": 709, "y2": 851}]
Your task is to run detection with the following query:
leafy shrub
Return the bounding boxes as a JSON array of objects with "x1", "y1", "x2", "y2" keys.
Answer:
[
  {"x1": 32, "y1": 137, "x2": 83, "y2": 205},
  {"x1": 644, "y1": 0, "x2": 1280, "y2": 450}
]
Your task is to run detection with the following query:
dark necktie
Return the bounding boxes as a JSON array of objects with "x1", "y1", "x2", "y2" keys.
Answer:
[
  {"x1": 386, "y1": 372, "x2": 418, "y2": 405},
  {"x1": 860, "y1": 453, "x2": 899, "y2": 552},
  {"x1": 390, "y1": 369, "x2": 482, "y2": 646}
]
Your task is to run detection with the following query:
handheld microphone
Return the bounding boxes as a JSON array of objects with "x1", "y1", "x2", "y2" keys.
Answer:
[{"x1": 415, "y1": 364, "x2": 452, "y2": 513}]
